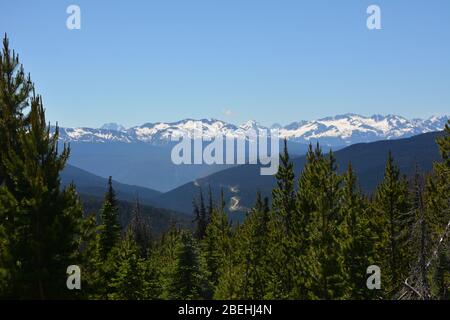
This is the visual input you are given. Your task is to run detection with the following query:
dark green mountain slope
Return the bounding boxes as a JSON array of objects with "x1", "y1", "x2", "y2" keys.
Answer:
[{"x1": 79, "y1": 194, "x2": 193, "y2": 237}]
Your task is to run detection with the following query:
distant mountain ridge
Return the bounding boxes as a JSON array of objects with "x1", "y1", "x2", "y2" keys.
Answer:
[
  {"x1": 150, "y1": 131, "x2": 446, "y2": 215},
  {"x1": 61, "y1": 164, "x2": 161, "y2": 205},
  {"x1": 57, "y1": 114, "x2": 449, "y2": 147}
]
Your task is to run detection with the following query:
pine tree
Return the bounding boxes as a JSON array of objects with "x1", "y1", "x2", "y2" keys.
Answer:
[
  {"x1": 265, "y1": 140, "x2": 297, "y2": 299},
  {"x1": 308, "y1": 150, "x2": 347, "y2": 299},
  {"x1": 0, "y1": 63, "x2": 86, "y2": 298},
  {"x1": 341, "y1": 163, "x2": 377, "y2": 299},
  {"x1": 98, "y1": 177, "x2": 121, "y2": 260},
  {"x1": 426, "y1": 121, "x2": 450, "y2": 299},
  {"x1": 153, "y1": 222, "x2": 182, "y2": 299},
  {"x1": 107, "y1": 228, "x2": 148, "y2": 300},
  {"x1": 0, "y1": 35, "x2": 33, "y2": 187},
  {"x1": 194, "y1": 188, "x2": 209, "y2": 241},
  {"x1": 272, "y1": 139, "x2": 296, "y2": 230},
  {"x1": 432, "y1": 247, "x2": 450, "y2": 300},
  {"x1": 168, "y1": 232, "x2": 207, "y2": 299},
  {"x1": 130, "y1": 196, "x2": 152, "y2": 258},
  {"x1": 203, "y1": 199, "x2": 232, "y2": 293},
  {"x1": 374, "y1": 151, "x2": 411, "y2": 296},
  {"x1": 230, "y1": 192, "x2": 270, "y2": 299}
]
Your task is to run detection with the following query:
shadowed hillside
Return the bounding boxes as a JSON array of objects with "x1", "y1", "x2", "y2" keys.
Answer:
[{"x1": 151, "y1": 131, "x2": 445, "y2": 214}]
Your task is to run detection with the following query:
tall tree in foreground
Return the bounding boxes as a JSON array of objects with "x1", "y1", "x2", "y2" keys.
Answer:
[
  {"x1": 265, "y1": 140, "x2": 296, "y2": 299},
  {"x1": 374, "y1": 151, "x2": 411, "y2": 296},
  {"x1": 426, "y1": 121, "x2": 450, "y2": 299},
  {"x1": 0, "y1": 35, "x2": 85, "y2": 298},
  {"x1": 341, "y1": 163, "x2": 377, "y2": 299},
  {"x1": 0, "y1": 35, "x2": 32, "y2": 187},
  {"x1": 302, "y1": 149, "x2": 347, "y2": 299}
]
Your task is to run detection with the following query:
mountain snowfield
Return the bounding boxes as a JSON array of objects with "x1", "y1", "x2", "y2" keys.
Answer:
[{"x1": 57, "y1": 114, "x2": 449, "y2": 147}]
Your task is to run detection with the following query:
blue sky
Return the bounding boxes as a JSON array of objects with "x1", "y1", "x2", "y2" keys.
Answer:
[{"x1": 1, "y1": 0, "x2": 449, "y2": 128}]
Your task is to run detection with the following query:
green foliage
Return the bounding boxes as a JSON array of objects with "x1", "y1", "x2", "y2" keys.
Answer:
[
  {"x1": 203, "y1": 200, "x2": 232, "y2": 293},
  {"x1": 374, "y1": 151, "x2": 412, "y2": 295},
  {"x1": 218, "y1": 192, "x2": 270, "y2": 299},
  {"x1": 0, "y1": 35, "x2": 88, "y2": 299},
  {"x1": 341, "y1": 164, "x2": 377, "y2": 299},
  {"x1": 107, "y1": 228, "x2": 155, "y2": 300},
  {"x1": 130, "y1": 197, "x2": 152, "y2": 258},
  {"x1": 168, "y1": 231, "x2": 208, "y2": 299},
  {"x1": 98, "y1": 177, "x2": 121, "y2": 260},
  {"x1": 193, "y1": 188, "x2": 209, "y2": 241},
  {"x1": 1, "y1": 34, "x2": 449, "y2": 301}
]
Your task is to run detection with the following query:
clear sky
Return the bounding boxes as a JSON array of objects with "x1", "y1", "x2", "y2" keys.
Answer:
[{"x1": 1, "y1": 0, "x2": 449, "y2": 128}]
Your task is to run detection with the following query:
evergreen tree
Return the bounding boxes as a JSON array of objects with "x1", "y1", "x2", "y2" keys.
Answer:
[
  {"x1": 374, "y1": 151, "x2": 411, "y2": 296},
  {"x1": 272, "y1": 139, "x2": 296, "y2": 229},
  {"x1": 225, "y1": 192, "x2": 270, "y2": 299},
  {"x1": 153, "y1": 222, "x2": 182, "y2": 299},
  {"x1": 203, "y1": 200, "x2": 232, "y2": 293},
  {"x1": 308, "y1": 150, "x2": 347, "y2": 299},
  {"x1": 341, "y1": 163, "x2": 377, "y2": 299},
  {"x1": 194, "y1": 189, "x2": 209, "y2": 241},
  {"x1": 0, "y1": 76, "x2": 85, "y2": 298},
  {"x1": 0, "y1": 35, "x2": 32, "y2": 187},
  {"x1": 130, "y1": 196, "x2": 152, "y2": 258},
  {"x1": 426, "y1": 121, "x2": 450, "y2": 299},
  {"x1": 432, "y1": 246, "x2": 450, "y2": 300},
  {"x1": 98, "y1": 177, "x2": 121, "y2": 260},
  {"x1": 168, "y1": 232, "x2": 207, "y2": 299},
  {"x1": 207, "y1": 185, "x2": 214, "y2": 221},
  {"x1": 107, "y1": 228, "x2": 148, "y2": 300},
  {"x1": 265, "y1": 140, "x2": 297, "y2": 299}
]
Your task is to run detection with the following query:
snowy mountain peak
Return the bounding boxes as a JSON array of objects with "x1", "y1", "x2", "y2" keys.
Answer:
[
  {"x1": 239, "y1": 120, "x2": 266, "y2": 131},
  {"x1": 57, "y1": 114, "x2": 449, "y2": 147}
]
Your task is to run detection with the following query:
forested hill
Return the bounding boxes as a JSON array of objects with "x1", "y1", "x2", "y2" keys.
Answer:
[
  {"x1": 79, "y1": 194, "x2": 193, "y2": 237},
  {"x1": 61, "y1": 164, "x2": 161, "y2": 205},
  {"x1": 151, "y1": 131, "x2": 445, "y2": 214}
]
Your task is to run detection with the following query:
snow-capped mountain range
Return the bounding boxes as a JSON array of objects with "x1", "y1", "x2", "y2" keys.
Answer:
[{"x1": 57, "y1": 114, "x2": 449, "y2": 147}]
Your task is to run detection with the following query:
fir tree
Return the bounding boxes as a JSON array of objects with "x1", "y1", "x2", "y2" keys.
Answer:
[
  {"x1": 108, "y1": 228, "x2": 148, "y2": 300},
  {"x1": 0, "y1": 73, "x2": 85, "y2": 298},
  {"x1": 154, "y1": 222, "x2": 182, "y2": 299},
  {"x1": 130, "y1": 196, "x2": 152, "y2": 258},
  {"x1": 309, "y1": 150, "x2": 347, "y2": 299},
  {"x1": 98, "y1": 177, "x2": 121, "y2": 260},
  {"x1": 374, "y1": 151, "x2": 411, "y2": 296},
  {"x1": 272, "y1": 139, "x2": 296, "y2": 230},
  {"x1": 265, "y1": 140, "x2": 297, "y2": 299},
  {"x1": 426, "y1": 121, "x2": 450, "y2": 299},
  {"x1": 232, "y1": 192, "x2": 270, "y2": 299},
  {"x1": 0, "y1": 35, "x2": 32, "y2": 187},
  {"x1": 194, "y1": 188, "x2": 209, "y2": 241},
  {"x1": 168, "y1": 232, "x2": 207, "y2": 299},
  {"x1": 341, "y1": 163, "x2": 377, "y2": 299},
  {"x1": 203, "y1": 200, "x2": 232, "y2": 292}
]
